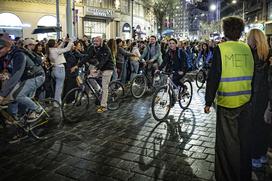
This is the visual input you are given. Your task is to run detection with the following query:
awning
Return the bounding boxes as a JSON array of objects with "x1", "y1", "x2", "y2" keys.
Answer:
[
  {"x1": 162, "y1": 29, "x2": 174, "y2": 35},
  {"x1": 32, "y1": 26, "x2": 62, "y2": 34}
]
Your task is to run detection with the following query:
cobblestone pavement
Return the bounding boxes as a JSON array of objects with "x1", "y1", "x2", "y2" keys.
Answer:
[{"x1": 0, "y1": 82, "x2": 271, "y2": 181}]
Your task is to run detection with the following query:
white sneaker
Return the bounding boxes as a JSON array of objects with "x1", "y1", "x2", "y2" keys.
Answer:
[{"x1": 27, "y1": 109, "x2": 45, "y2": 123}]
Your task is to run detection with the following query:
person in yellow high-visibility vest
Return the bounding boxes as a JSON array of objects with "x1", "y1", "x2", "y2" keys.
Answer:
[{"x1": 204, "y1": 17, "x2": 254, "y2": 181}]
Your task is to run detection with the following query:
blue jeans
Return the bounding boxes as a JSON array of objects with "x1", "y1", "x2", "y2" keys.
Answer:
[
  {"x1": 120, "y1": 60, "x2": 128, "y2": 84},
  {"x1": 111, "y1": 66, "x2": 118, "y2": 81},
  {"x1": 130, "y1": 61, "x2": 139, "y2": 80},
  {"x1": 16, "y1": 75, "x2": 45, "y2": 112},
  {"x1": 52, "y1": 66, "x2": 65, "y2": 104}
]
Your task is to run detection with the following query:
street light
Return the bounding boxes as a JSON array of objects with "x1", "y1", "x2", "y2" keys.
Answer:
[
  {"x1": 209, "y1": 4, "x2": 216, "y2": 12},
  {"x1": 232, "y1": 0, "x2": 237, "y2": 4}
]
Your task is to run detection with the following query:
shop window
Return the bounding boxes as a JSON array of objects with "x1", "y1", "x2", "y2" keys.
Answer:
[
  {"x1": 0, "y1": 13, "x2": 23, "y2": 38},
  {"x1": 84, "y1": 19, "x2": 106, "y2": 38},
  {"x1": 37, "y1": 15, "x2": 58, "y2": 40},
  {"x1": 37, "y1": 15, "x2": 57, "y2": 27},
  {"x1": 86, "y1": 0, "x2": 113, "y2": 8},
  {"x1": 121, "y1": 0, "x2": 129, "y2": 14}
]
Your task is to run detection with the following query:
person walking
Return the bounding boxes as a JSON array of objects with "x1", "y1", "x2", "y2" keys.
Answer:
[
  {"x1": 247, "y1": 28, "x2": 271, "y2": 168},
  {"x1": 204, "y1": 16, "x2": 254, "y2": 181}
]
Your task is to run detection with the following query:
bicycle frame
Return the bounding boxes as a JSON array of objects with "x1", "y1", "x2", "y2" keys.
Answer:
[
  {"x1": 164, "y1": 73, "x2": 180, "y2": 96},
  {"x1": 141, "y1": 64, "x2": 157, "y2": 87},
  {"x1": 84, "y1": 76, "x2": 101, "y2": 101}
]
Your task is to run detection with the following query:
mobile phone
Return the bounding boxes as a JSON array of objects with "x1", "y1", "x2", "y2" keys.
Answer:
[{"x1": 67, "y1": 34, "x2": 69, "y2": 38}]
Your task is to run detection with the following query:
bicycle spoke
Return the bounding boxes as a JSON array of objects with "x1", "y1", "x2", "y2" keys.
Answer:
[{"x1": 152, "y1": 86, "x2": 171, "y2": 121}]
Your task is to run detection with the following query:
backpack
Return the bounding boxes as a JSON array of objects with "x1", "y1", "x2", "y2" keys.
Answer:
[
  {"x1": 20, "y1": 49, "x2": 43, "y2": 66},
  {"x1": 10, "y1": 48, "x2": 44, "y2": 79}
]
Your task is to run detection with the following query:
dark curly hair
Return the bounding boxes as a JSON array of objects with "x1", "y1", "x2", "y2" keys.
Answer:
[{"x1": 222, "y1": 16, "x2": 245, "y2": 41}]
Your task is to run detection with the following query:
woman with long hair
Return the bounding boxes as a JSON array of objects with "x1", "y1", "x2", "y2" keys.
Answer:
[
  {"x1": 247, "y1": 28, "x2": 271, "y2": 168},
  {"x1": 46, "y1": 38, "x2": 73, "y2": 105},
  {"x1": 107, "y1": 39, "x2": 118, "y2": 80},
  {"x1": 196, "y1": 42, "x2": 213, "y2": 68}
]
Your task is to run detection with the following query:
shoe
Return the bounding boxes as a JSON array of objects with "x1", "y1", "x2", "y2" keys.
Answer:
[
  {"x1": 27, "y1": 109, "x2": 45, "y2": 123},
  {"x1": 260, "y1": 155, "x2": 268, "y2": 164},
  {"x1": 96, "y1": 106, "x2": 107, "y2": 113},
  {"x1": 252, "y1": 159, "x2": 262, "y2": 168}
]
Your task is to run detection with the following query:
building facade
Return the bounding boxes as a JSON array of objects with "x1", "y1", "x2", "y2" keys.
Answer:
[
  {"x1": 173, "y1": 0, "x2": 190, "y2": 39},
  {"x1": 0, "y1": 0, "x2": 155, "y2": 40}
]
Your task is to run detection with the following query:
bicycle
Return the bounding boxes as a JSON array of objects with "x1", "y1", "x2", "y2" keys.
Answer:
[
  {"x1": 62, "y1": 68, "x2": 125, "y2": 123},
  {"x1": 0, "y1": 98, "x2": 63, "y2": 143},
  {"x1": 130, "y1": 62, "x2": 164, "y2": 99},
  {"x1": 195, "y1": 63, "x2": 210, "y2": 89},
  {"x1": 151, "y1": 71, "x2": 193, "y2": 121}
]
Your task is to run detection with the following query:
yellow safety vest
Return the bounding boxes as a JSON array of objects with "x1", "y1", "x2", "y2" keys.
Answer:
[{"x1": 217, "y1": 41, "x2": 254, "y2": 108}]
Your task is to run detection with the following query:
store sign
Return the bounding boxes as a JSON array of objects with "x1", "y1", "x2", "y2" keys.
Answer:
[
  {"x1": 86, "y1": 7, "x2": 114, "y2": 17},
  {"x1": 122, "y1": 23, "x2": 131, "y2": 32}
]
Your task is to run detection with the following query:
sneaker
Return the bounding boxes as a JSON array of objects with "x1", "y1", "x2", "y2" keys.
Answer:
[
  {"x1": 260, "y1": 155, "x2": 268, "y2": 164},
  {"x1": 252, "y1": 159, "x2": 262, "y2": 168},
  {"x1": 27, "y1": 109, "x2": 45, "y2": 123},
  {"x1": 96, "y1": 106, "x2": 107, "y2": 113}
]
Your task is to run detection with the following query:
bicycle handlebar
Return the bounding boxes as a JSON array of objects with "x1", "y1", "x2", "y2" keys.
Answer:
[{"x1": 157, "y1": 71, "x2": 175, "y2": 76}]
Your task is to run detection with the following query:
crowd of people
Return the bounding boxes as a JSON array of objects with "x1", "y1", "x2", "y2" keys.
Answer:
[{"x1": 0, "y1": 15, "x2": 271, "y2": 181}]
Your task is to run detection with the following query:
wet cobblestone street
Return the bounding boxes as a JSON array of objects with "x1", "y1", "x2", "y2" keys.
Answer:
[{"x1": 0, "y1": 84, "x2": 271, "y2": 181}]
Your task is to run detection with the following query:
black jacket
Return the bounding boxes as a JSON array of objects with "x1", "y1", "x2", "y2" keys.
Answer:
[
  {"x1": 87, "y1": 44, "x2": 114, "y2": 71},
  {"x1": 159, "y1": 48, "x2": 187, "y2": 73}
]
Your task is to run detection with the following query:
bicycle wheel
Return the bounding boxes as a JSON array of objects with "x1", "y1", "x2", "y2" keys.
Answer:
[
  {"x1": 196, "y1": 70, "x2": 206, "y2": 89},
  {"x1": 178, "y1": 80, "x2": 193, "y2": 109},
  {"x1": 30, "y1": 98, "x2": 63, "y2": 140},
  {"x1": 151, "y1": 86, "x2": 172, "y2": 121},
  {"x1": 62, "y1": 88, "x2": 89, "y2": 123},
  {"x1": 131, "y1": 75, "x2": 147, "y2": 99},
  {"x1": 107, "y1": 80, "x2": 124, "y2": 110}
]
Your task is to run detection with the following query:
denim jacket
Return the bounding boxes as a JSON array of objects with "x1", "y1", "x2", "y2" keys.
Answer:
[{"x1": 140, "y1": 42, "x2": 163, "y2": 65}]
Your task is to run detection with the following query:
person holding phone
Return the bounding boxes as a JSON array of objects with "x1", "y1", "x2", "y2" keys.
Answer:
[{"x1": 46, "y1": 35, "x2": 73, "y2": 105}]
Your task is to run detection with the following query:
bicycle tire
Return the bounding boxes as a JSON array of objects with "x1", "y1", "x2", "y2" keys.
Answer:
[
  {"x1": 107, "y1": 80, "x2": 124, "y2": 110},
  {"x1": 178, "y1": 80, "x2": 193, "y2": 109},
  {"x1": 30, "y1": 98, "x2": 63, "y2": 140},
  {"x1": 62, "y1": 88, "x2": 89, "y2": 123},
  {"x1": 196, "y1": 70, "x2": 206, "y2": 89},
  {"x1": 131, "y1": 75, "x2": 147, "y2": 99},
  {"x1": 151, "y1": 86, "x2": 172, "y2": 121}
]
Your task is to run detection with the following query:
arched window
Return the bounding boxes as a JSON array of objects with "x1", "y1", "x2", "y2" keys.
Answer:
[
  {"x1": 0, "y1": 13, "x2": 22, "y2": 28},
  {"x1": 37, "y1": 16, "x2": 58, "y2": 40},
  {"x1": 37, "y1": 15, "x2": 57, "y2": 27},
  {"x1": 0, "y1": 13, "x2": 23, "y2": 38}
]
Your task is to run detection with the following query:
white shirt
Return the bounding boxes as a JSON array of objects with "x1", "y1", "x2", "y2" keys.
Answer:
[{"x1": 49, "y1": 41, "x2": 73, "y2": 66}]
